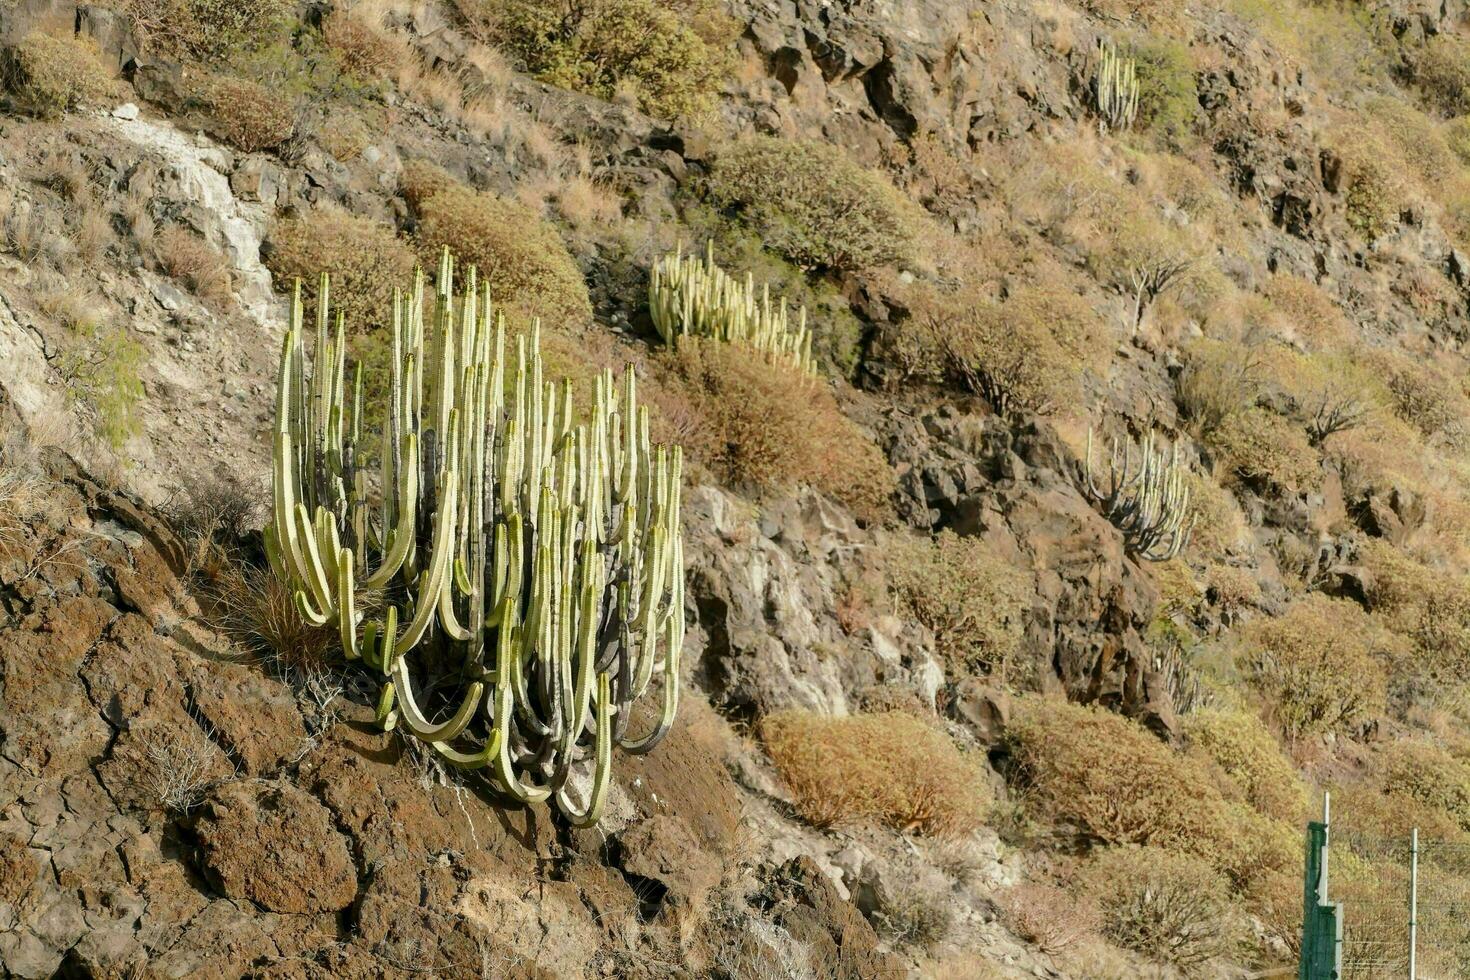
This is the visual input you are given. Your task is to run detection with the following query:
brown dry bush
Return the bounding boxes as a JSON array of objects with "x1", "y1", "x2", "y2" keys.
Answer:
[
  {"x1": 888, "y1": 529, "x2": 1028, "y2": 679},
  {"x1": 759, "y1": 710, "x2": 987, "y2": 836},
  {"x1": 903, "y1": 282, "x2": 1100, "y2": 418},
  {"x1": 413, "y1": 187, "x2": 592, "y2": 327},
  {"x1": 6, "y1": 31, "x2": 116, "y2": 118},
  {"x1": 1377, "y1": 738, "x2": 1470, "y2": 831},
  {"x1": 1181, "y1": 706, "x2": 1307, "y2": 824},
  {"x1": 1004, "y1": 697, "x2": 1249, "y2": 869},
  {"x1": 1240, "y1": 594, "x2": 1388, "y2": 739},
  {"x1": 1415, "y1": 33, "x2": 1470, "y2": 116},
  {"x1": 1083, "y1": 847, "x2": 1242, "y2": 970},
  {"x1": 125, "y1": 0, "x2": 291, "y2": 62},
  {"x1": 660, "y1": 337, "x2": 894, "y2": 521},
  {"x1": 321, "y1": 9, "x2": 404, "y2": 82},
  {"x1": 1211, "y1": 408, "x2": 1321, "y2": 492},
  {"x1": 399, "y1": 159, "x2": 460, "y2": 210},
  {"x1": 1002, "y1": 881, "x2": 1102, "y2": 954},
  {"x1": 1262, "y1": 273, "x2": 1351, "y2": 349},
  {"x1": 1175, "y1": 338, "x2": 1259, "y2": 437},
  {"x1": 155, "y1": 226, "x2": 233, "y2": 305},
  {"x1": 265, "y1": 207, "x2": 416, "y2": 333},
  {"x1": 200, "y1": 76, "x2": 296, "y2": 153}
]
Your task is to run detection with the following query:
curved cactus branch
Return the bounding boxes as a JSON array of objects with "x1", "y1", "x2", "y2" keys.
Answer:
[
  {"x1": 268, "y1": 248, "x2": 685, "y2": 827},
  {"x1": 1084, "y1": 427, "x2": 1195, "y2": 562}
]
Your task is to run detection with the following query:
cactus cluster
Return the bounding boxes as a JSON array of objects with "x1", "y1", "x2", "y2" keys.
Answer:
[
  {"x1": 267, "y1": 250, "x2": 685, "y2": 827},
  {"x1": 1084, "y1": 428, "x2": 1194, "y2": 562},
  {"x1": 1094, "y1": 40, "x2": 1139, "y2": 132},
  {"x1": 649, "y1": 241, "x2": 817, "y2": 376}
]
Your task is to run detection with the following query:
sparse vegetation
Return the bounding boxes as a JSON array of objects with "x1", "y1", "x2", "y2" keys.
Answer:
[
  {"x1": 708, "y1": 137, "x2": 924, "y2": 272},
  {"x1": 889, "y1": 529, "x2": 1028, "y2": 679},
  {"x1": 55, "y1": 314, "x2": 146, "y2": 452},
  {"x1": 760, "y1": 710, "x2": 986, "y2": 836}
]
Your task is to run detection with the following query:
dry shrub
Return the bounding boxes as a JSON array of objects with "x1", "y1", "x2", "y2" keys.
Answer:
[
  {"x1": 413, "y1": 187, "x2": 592, "y2": 327},
  {"x1": 1083, "y1": 847, "x2": 1242, "y2": 970},
  {"x1": 6, "y1": 31, "x2": 115, "y2": 118},
  {"x1": 125, "y1": 0, "x2": 291, "y2": 62},
  {"x1": 1262, "y1": 273, "x2": 1350, "y2": 349},
  {"x1": 155, "y1": 226, "x2": 233, "y2": 305},
  {"x1": 1211, "y1": 408, "x2": 1321, "y2": 492},
  {"x1": 1377, "y1": 738, "x2": 1470, "y2": 831},
  {"x1": 1415, "y1": 33, "x2": 1470, "y2": 116},
  {"x1": 265, "y1": 207, "x2": 415, "y2": 332},
  {"x1": 903, "y1": 282, "x2": 1099, "y2": 417},
  {"x1": 660, "y1": 337, "x2": 893, "y2": 521},
  {"x1": 1002, "y1": 881, "x2": 1101, "y2": 954},
  {"x1": 399, "y1": 159, "x2": 460, "y2": 210},
  {"x1": 888, "y1": 529, "x2": 1028, "y2": 679},
  {"x1": 873, "y1": 886, "x2": 954, "y2": 950},
  {"x1": 200, "y1": 76, "x2": 296, "y2": 153},
  {"x1": 1176, "y1": 338, "x2": 1259, "y2": 437},
  {"x1": 759, "y1": 710, "x2": 987, "y2": 836},
  {"x1": 319, "y1": 112, "x2": 374, "y2": 161},
  {"x1": 1358, "y1": 539, "x2": 1470, "y2": 679},
  {"x1": 463, "y1": 0, "x2": 737, "y2": 119},
  {"x1": 321, "y1": 9, "x2": 403, "y2": 81},
  {"x1": 1241, "y1": 594, "x2": 1388, "y2": 739},
  {"x1": 1379, "y1": 354, "x2": 1468, "y2": 444},
  {"x1": 1204, "y1": 563, "x2": 1258, "y2": 612},
  {"x1": 1328, "y1": 121, "x2": 1416, "y2": 239},
  {"x1": 1181, "y1": 707, "x2": 1307, "y2": 823},
  {"x1": 708, "y1": 136, "x2": 924, "y2": 271},
  {"x1": 1004, "y1": 697, "x2": 1249, "y2": 870}
]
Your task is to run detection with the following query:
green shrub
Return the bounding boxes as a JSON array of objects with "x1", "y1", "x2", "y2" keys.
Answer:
[
  {"x1": 889, "y1": 529, "x2": 1028, "y2": 680},
  {"x1": 460, "y1": 0, "x2": 736, "y2": 119},
  {"x1": 1133, "y1": 38, "x2": 1198, "y2": 144},
  {"x1": 200, "y1": 76, "x2": 296, "y2": 153},
  {"x1": 1415, "y1": 33, "x2": 1470, "y2": 116},
  {"x1": 905, "y1": 282, "x2": 1099, "y2": 417},
  {"x1": 707, "y1": 136, "x2": 923, "y2": 272},
  {"x1": 760, "y1": 710, "x2": 987, "y2": 835},
  {"x1": 6, "y1": 32, "x2": 115, "y2": 118},
  {"x1": 1083, "y1": 847, "x2": 1242, "y2": 969},
  {"x1": 265, "y1": 208, "x2": 415, "y2": 333},
  {"x1": 57, "y1": 317, "x2": 146, "y2": 451},
  {"x1": 126, "y1": 0, "x2": 291, "y2": 62},
  {"x1": 1005, "y1": 697, "x2": 1247, "y2": 868},
  {"x1": 413, "y1": 187, "x2": 592, "y2": 327},
  {"x1": 1240, "y1": 594, "x2": 1387, "y2": 739},
  {"x1": 1211, "y1": 408, "x2": 1321, "y2": 492},
  {"x1": 661, "y1": 337, "x2": 894, "y2": 521},
  {"x1": 1182, "y1": 707, "x2": 1307, "y2": 824}
]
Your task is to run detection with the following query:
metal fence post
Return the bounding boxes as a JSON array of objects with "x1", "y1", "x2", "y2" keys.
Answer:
[{"x1": 1409, "y1": 827, "x2": 1419, "y2": 980}]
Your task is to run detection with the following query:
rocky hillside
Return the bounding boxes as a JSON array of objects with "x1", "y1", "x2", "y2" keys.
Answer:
[{"x1": 7, "y1": 0, "x2": 1470, "y2": 975}]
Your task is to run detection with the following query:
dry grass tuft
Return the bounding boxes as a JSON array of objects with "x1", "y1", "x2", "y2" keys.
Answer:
[
  {"x1": 760, "y1": 710, "x2": 987, "y2": 836},
  {"x1": 155, "y1": 226, "x2": 233, "y2": 305}
]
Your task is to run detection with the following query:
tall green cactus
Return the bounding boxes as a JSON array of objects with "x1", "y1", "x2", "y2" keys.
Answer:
[
  {"x1": 1084, "y1": 428, "x2": 1194, "y2": 562},
  {"x1": 266, "y1": 249, "x2": 684, "y2": 827},
  {"x1": 1095, "y1": 40, "x2": 1139, "y2": 133},
  {"x1": 649, "y1": 241, "x2": 817, "y2": 376}
]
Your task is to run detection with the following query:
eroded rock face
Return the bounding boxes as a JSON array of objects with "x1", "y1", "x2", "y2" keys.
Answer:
[
  {"x1": 193, "y1": 780, "x2": 358, "y2": 914},
  {"x1": 0, "y1": 452, "x2": 901, "y2": 977}
]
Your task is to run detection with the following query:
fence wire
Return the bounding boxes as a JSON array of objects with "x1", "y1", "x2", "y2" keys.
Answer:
[{"x1": 1333, "y1": 831, "x2": 1470, "y2": 979}]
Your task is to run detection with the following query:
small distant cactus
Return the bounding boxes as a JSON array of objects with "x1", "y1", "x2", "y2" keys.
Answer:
[
  {"x1": 649, "y1": 241, "x2": 817, "y2": 376},
  {"x1": 1084, "y1": 428, "x2": 1194, "y2": 562},
  {"x1": 1094, "y1": 40, "x2": 1140, "y2": 133},
  {"x1": 267, "y1": 249, "x2": 685, "y2": 827}
]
